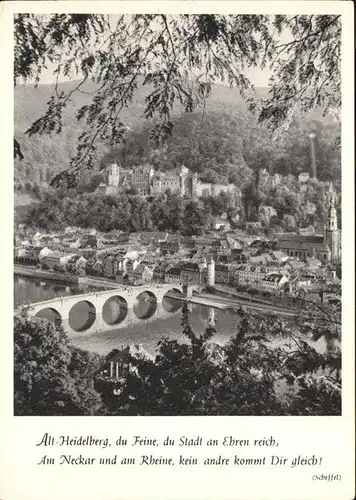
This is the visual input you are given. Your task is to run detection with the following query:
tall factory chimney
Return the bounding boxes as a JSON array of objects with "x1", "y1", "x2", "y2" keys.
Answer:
[{"x1": 308, "y1": 133, "x2": 317, "y2": 179}]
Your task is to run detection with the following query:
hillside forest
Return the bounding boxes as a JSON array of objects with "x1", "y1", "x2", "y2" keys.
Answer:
[{"x1": 14, "y1": 81, "x2": 340, "y2": 188}]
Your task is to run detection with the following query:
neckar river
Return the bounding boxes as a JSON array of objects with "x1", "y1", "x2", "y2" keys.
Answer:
[{"x1": 14, "y1": 275, "x2": 243, "y2": 356}]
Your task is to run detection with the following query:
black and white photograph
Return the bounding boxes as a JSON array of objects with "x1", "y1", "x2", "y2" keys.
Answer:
[{"x1": 13, "y1": 11, "x2": 344, "y2": 417}]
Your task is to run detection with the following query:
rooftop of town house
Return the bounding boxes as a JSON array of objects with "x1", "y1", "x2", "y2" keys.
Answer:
[
  {"x1": 231, "y1": 247, "x2": 244, "y2": 254},
  {"x1": 216, "y1": 255, "x2": 230, "y2": 264},
  {"x1": 298, "y1": 272, "x2": 317, "y2": 279},
  {"x1": 249, "y1": 239, "x2": 264, "y2": 247},
  {"x1": 140, "y1": 259, "x2": 156, "y2": 267},
  {"x1": 235, "y1": 264, "x2": 262, "y2": 273},
  {"x1": 123, "y1": 250, "x2": 140, "y2": 260},
  {"x1": 175, "y1": 260, "x2": 187, "y2": 267},
  {"x1": 286, "y1": 261, "x2": 306, "y2": 270},
  {"x1": 132, "y1": 263, "x2": 153, "y2": 274},
  {"x1": 249, "y1": 255, "x2": 269, "y2": 264},
  {"x1": 246, "y1": 221, "x2": 261, "y2": 226},
  {"x1": 181, "y1": 262, "x2": 200, "y2": 271},
  {"x1": 278, "y1": 240, "x2": 330, "y2": 252},
  {"x1": 43, "y1": 250, "x2": 67, "y2": 258},
  {"x1": 103, "y1": 253, "x2": 122, "y2": 261},
  {"x1": 180, "y1": 237, "x2": 196, "y2": 246},
  {"x1": 301, "y1": 283, "x2": 324, "y2": 292},
  {"x1": 262, "y1": 273, "x2": 285, "y2": 283},
  {"x1": 276, "y1": 233, "x2": 324, "y2": 244},
  {"x1": 306, "y1": 258, "x2": 322, "y2": 267},
  {"x1": 298, "y1": 226, "x2": 316, "y2": 235},
  {"x1": 139, "y1": 231, "x2": 168, "y2": 242},
  {"x1": 165, "y1": 234, "x2": 182, "y2": 242},
  {"x1": 192, "y1": 239, "x2": 214, "y2": 247},
  {"x1": 166, "y1": 267, "x2": 181, "y2": 276},
  {"x1": 215, "y1": 264, "x2": 229, "y2": 272},
  {"x1": 272, "y1": 250, "x2": 289, "y2": 260},
  {"x1": 153, "y1": 261, "x2": 172, "y2": 270}
]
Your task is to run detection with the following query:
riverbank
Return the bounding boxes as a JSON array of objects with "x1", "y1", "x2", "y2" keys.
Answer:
[
  {"x1": 188, "y1": 292, "x2": 296, "y2": 317},
  {"x1": 14, "y1": 265, "x2": 118, "y2": 289},
  {"x1": 14, "y1": 265, "x2": 79, "y2": 285}
]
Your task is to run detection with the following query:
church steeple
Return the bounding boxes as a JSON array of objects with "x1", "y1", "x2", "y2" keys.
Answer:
[
  {"x1": 325, "y1": 182, "x2": 338, "y2": 231},
  {"x1": 323, "y1": 182, "x2": 340, "y2": 261}
]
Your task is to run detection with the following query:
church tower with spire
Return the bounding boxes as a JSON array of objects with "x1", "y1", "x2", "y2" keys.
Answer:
[{"x1": 323, "y1": 182, "x2": 341, "y2": 261}]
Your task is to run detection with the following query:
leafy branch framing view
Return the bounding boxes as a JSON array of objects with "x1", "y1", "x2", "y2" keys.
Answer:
[{"x1": 14, "y1": 14, "x2": 341, "y2": 185}]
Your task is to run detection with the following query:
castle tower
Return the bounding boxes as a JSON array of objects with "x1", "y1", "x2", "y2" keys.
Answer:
[
  {"x1": 324, "y1": 183, "x2": 340, "y2": 261},
  {"x1": 108, "y1": 164, "x2": 120, "y2": 187},
  {"x1": 191, "y1": 172, "x2": 198, "y2": 198},
  {"x1": 207, "y1": 257, "x2": 215, "y2": 287},
  {"x1": 179, "y1": 172, "x2": 184, "y2": 196},
  {"x1": 155, "y1": 173, "x2": 163, "y2": 194}
]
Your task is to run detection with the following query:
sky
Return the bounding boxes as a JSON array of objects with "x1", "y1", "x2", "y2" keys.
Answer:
[
  {"x1": 38, "y1": 63, "x2": 273, "y2": 87},
  {"x1": 29, "y1": 14, "x2": 292, "y2": 88}
]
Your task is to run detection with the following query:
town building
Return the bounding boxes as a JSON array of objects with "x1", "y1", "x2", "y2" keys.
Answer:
[
  {"x1": 214, "y1": 264, "x2": 231, "y2": 284},
  {"x1": 164, "y1": 267, "x2": 182, "y2": 284},
  {"x1": 277, "y1": 234, "x2": 330, "y2": 262},
  {"x1": 259, "y1": 273, "x2": 288, "y2": 292},
  {"x1": 276, "y1": 184, "x2": 340, "y2": 263},
  {"x1": 180, "y1": 261, "x2": 207, "y2": 286},
  {"x1": 234, "y1": 264, "x2": 289, "y2": 292},
  {"x1": 41, "y1": 251, "x2": 75, "y2": 270},
  {"x1": 115, "y1": 270, "x2": 129, "y2": 284},
  {"x1": 159, "y1": 234, "x2": 181, "y2": 254},
  {"x1": 130, "y1": 263, "x2": 154, "y2": 285},
  {"x1": 103, "y1": 255, "x2": 121, "y2": 278}
]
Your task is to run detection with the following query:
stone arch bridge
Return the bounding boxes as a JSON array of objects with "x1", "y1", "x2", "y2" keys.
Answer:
[{"x1": 24, "y1": 283, "x2": 197, "y2": 337}]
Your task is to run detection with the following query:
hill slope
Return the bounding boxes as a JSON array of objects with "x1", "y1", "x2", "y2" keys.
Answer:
[{"x1": 14, "y1": 80, "x2": 340, "y2": 186}]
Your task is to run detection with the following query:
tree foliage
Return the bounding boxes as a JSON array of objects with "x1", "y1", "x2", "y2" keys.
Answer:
[
  {"x1": 102, "y1": 300, "x2": 341, "y2": 416},
  {"x1": 19, "y1": 189, "x2": 241, "y2": 234},
  {"x1": 14, "y1": 14, "x2": 341, "y2": 185},
  {"x1": 14, "y1": 310, "x2": 103, "y2": 415}
]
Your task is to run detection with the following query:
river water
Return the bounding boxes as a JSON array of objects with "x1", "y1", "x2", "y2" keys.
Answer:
[{"x1": 14, "y1": 275, "x2": 243, "y2": 356}]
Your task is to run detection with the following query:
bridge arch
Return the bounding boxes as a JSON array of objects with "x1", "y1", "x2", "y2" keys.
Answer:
[
  {"x1": 35, "y1": 307, "x2": 62, "y2": 328},
  {"x1": 102, "y1": 295, "x2": 128, "y2": 326},
  {"x1": 68, "y1": 300, "x2": 96, "y2": 332},
  {"x1": 133, "y1": 291, "x2": 157, "y2": 319},
  {"x1": 162, "y1": 288, "x2": 184, "y2": 313}
]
